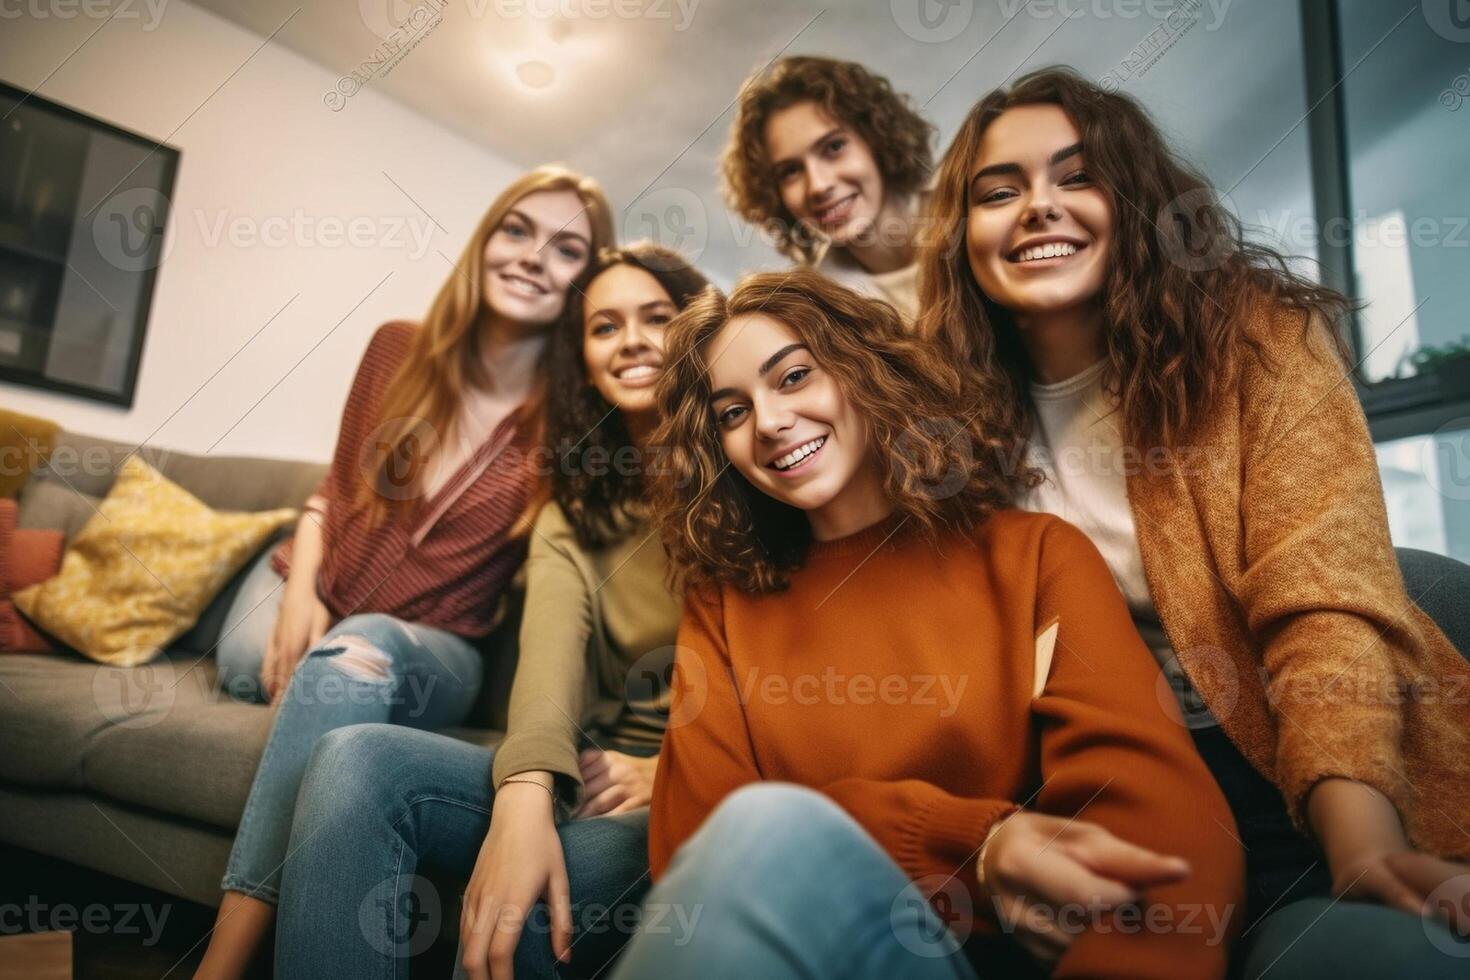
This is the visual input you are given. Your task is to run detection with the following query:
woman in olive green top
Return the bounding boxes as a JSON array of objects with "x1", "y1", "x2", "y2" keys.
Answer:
[{"x1": 272, "y1": 244, "x2": 709, "y2": 980}]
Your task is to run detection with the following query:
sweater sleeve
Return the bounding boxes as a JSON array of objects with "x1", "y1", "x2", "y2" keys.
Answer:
[
  {"x1": 1237, "y1": 313, "x2": 1413, "y2": 830},
  {"x1": 489, "y1": 505, "x2": 593, "y2": 810},
  {"x1": 1031, "y1": 518, "x2": 1244, "y2": 980},
  {"x1": 648, "y1": 585, "x2": 763, "y2": 879}
]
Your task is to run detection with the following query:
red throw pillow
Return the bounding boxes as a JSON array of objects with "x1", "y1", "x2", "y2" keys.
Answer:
[{"x1": 1, "y1": 499, "x2": 64, "y2": 653}]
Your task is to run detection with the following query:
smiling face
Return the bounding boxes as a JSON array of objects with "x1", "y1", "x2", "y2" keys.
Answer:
[
  {"x1": 965, "y1": 103, "x2": 1112, "y2": 320},
  {"x1": 764, "y1": 100, "x2": 885, "y2": 249},
  {"x1": 705, "y1": 312, "x2": 886, "y2": 539},
  {"x1": 581, "y1": 262, "x2": 677, "y2": 421},
  {"x1": 481, "y1": 188, "x2": 594, "y2": 328}
]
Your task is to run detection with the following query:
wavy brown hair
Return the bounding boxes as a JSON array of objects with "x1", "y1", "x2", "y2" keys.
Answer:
[
  {"x1": 651, "y1": 267, "x2": 1026, "y2": 595},
  {"x1": 544, "y1": 243, "x2": 710, "y2": 551},
  {"x1": 356, "y1": 165, "x2": 615, "y2": 528},
  {"x1": 916, "y1": 67, "x2": 1353, "y2": 453},
  {"x1": 722, "y1": 56, "x2": 935, "y2": 264}
]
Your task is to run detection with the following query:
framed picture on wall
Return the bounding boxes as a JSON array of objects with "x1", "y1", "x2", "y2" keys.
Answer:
[{"x1": 0, "y1": 79, "x2": 179, "y2": 407}]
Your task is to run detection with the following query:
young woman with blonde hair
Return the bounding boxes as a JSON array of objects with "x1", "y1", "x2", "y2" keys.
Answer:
[
  {"x1": 268, "y1": 243, "x2": 711, "y2": 980},
  {"x1": 196, "y1": 165, "x2": 615, "y2": 979}
]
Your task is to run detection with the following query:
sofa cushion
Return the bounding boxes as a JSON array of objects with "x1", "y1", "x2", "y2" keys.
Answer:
[
  {"x1": 13, "y1": 457, "x2": 298, "y2": 666},
  {"x1": 15, "y1": 479, "x2": 101, "y2": 543},
  {"x1": 0, "y1": 645, "x2": 505, "y2": 831},
  {"x1": 82, "y1": 656, "x2": 275, "y2": 829},
  {"x1": 0, "y1": 408, "x2": 58, "y2": 499},
  {"x1": 1, "y1": 499, "x2": 65, "y2": 653},
  {"x1": 27, "y1": 432, "x2": 327, "y2": 514},
  {"x1": 0, "y1": 651, "x2": 116, "y2": 787}
]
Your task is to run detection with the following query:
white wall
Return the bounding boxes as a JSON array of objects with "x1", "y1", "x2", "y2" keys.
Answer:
[{"x1": 0, "y1": 0, "x2": 523, "y2": 462}]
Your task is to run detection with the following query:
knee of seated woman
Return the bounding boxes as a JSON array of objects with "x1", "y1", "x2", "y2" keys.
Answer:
[
  {"x1": 309, "y1": 723, "x2": 407, "y2": 774},
  {"x1": 309, "y1": 615, "x2": 416, "y2": 681},
  {"x1": 667, "y1": 785, "x2": 875, "y2": 895},
  {"x1": 702, "y1": 783, "x2": 858, "y2": 849},
  {"x1": 302, "y1": 725, "x2": 414, "y2": 798}
]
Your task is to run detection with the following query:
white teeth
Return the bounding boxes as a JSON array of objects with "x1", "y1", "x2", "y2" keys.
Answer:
[
  {"x1": 616, "y1": 365, "x2": 658, "y2": 380},
  {"x1": 1016, "y1": 242, "x2": 1079, "y2": 262},
  {"x1": 501, "y1": 273, "x2": 545, "y2": 295},
  {"x1": 816, "y1": 196, "x2": 855, "y2": 221},
  {"x1": 771, "y1": 436, "x2": 826, "y2": 471}
]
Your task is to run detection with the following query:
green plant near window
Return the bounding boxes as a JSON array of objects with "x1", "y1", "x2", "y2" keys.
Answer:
[{"x1": 1395, "y1": 337, "x2": 1470, "y2": 379}]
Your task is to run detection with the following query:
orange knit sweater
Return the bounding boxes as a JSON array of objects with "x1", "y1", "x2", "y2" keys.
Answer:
[{"x1": 650, "y1": 510, "x2": 1245, "y2": 979}]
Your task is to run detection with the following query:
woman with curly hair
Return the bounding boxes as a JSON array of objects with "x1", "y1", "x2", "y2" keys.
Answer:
[
  {"x1": 722, "y1": 56, "x2": 934, "y2": 321},
  {"x1": 917, "y1": 66, "x2": 1470, "y2": 975},
  {"x1": 607, "y1": 267, "x2": 1244, "y2": 979},
  {"x1": 265, "y1": 244, "x2": 709, "y2": 980}
]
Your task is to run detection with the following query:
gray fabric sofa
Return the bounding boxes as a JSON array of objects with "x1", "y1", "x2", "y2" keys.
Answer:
[
  {"x1": 2, "y1": 429, "x2": 1468, "y2": 915},
  {"x1": 0, "y1": 430, "x2": 520, "y2": 907}
]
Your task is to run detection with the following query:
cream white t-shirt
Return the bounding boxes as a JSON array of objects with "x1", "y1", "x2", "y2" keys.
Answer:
[
  {"x1": 1017, "y1": 358, "x2": 1218, "y2": 729},
  {"x1": 814, "y1": 248, "x2": 920, "y2": 325}
]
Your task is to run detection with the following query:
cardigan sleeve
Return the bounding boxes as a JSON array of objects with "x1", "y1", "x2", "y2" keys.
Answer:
[
  {"x1": 489, "y1": 504, "x2": 594, "y2": 811},
  {"x1": 1237, "y1": 312, "x2": 1414, "y2": 831},
  {"x1": 1031, "y1": 518, "x2": 1244, "y2": 980}
]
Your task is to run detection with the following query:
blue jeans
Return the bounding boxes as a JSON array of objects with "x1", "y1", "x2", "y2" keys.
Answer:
[
  {"x1": 1192, "y1": 725, "x2": 1467, "y2": 978},
  {"x1": 220, "y1": 614, "x2": 483, "y2": 903},
  {"x1": 275, "y1": 724, "x2": 653, "y2": 980},
  {"x1": 216, "y1": 545, "x2": 289, "y2": 704},
  {"x1": 610, "y1": 783, "x2": 1020, "y2": 980}
]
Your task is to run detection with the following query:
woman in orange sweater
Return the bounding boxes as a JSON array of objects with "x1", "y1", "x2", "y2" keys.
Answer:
[
  {"x1": 608, "y1": 268, "x2": 1244, "y2": 979},
  {"x1": 916, "y1": 67, "x2": 1470, "y2": 976}
]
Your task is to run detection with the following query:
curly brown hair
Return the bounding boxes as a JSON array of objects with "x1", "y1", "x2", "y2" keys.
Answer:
[
  {"x1": 721, "y1": 56, "x2": 936, "y2": 264},
  {"x1": 544, "y1": 243, "x2": 710, "y2": 551},
  {"x1": 650, "y1": 267, "x2": 1027, "y2": 595},
  {"x1": 916, "y1": 67, "x2": 1353, "y2": 453}
]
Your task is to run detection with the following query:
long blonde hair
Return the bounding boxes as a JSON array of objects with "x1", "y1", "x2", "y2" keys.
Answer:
[{"x1": 358, "y1": 165, "x2": 616, "y2": 524}]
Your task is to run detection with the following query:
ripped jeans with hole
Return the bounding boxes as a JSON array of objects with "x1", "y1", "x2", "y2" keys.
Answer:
[{"x1": 220, "y1": 612, "x2": 483, "y2": 904}]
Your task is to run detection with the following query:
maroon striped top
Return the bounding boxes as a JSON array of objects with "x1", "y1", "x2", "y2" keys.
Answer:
[{"x1": 271, "y1": 321, "x2": 536, "y2": 639}]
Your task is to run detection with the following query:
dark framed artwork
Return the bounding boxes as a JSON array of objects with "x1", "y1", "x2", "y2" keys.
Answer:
[{"x1": 0, "y1": 80, "x2": 179, "y2": 407}]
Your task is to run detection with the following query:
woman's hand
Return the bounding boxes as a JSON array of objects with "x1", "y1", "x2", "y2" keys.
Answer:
[
  {"x1": 461, "y1": 775, "x2": 572, "y2": 980},
  {"x1": 1310, "y1": 777, "x2": 1470, "y2": 936},
  {"x1": 261, "y1": 583, "x2": 331, "y2": 703},
  {"x1": 572, "y1": 749, "x2": 657, "y2": 818},
  {"x1": 1333, "y1": 848, "x2": 1470, "y2": 935},
  {"x1": 977, "y1": 811, "x2": 1191, "y2": 967}
]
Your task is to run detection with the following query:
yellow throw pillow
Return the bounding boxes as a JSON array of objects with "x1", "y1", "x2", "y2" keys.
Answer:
[{"x1": 12, "y1": 456, "x2": 297, "y2": 666}]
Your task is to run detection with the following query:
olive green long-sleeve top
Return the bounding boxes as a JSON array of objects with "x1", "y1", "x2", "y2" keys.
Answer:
[{"x1": 490, "y1": 501, "x2": 679, "y2": 810}]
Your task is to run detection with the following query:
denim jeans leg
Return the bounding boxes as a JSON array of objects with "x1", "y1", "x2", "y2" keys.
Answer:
[
  {"x1": 221, "y1": 614, "x2": 483, "y2": 903},
  {"x1": 609, "y1": 783, "x2": 979, "y2": 980},
  {"x1": 215, "y1": 547, "x2": 288, "y2": 704},
  {"x1": 275, "y1": 724, "x2": 653, "y2": 980},
  {"x1": 1237, "y1": 897, "x2": 1468, "y2": 979}
]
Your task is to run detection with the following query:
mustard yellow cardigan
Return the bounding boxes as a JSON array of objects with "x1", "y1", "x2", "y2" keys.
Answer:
[{"x1": 1126, "y1": 303, "x2": 1470, "y2": 859}]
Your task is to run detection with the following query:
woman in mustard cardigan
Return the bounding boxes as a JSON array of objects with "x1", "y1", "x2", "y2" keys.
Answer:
[{"x1": 917, "y1": 66, "x2": 1470, "y2": 975}]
